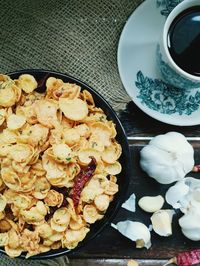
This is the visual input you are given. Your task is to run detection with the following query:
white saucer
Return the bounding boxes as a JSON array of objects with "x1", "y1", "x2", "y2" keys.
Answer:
[{"x1": 118, "y1": 0, "x2": 200, "y2": 126}]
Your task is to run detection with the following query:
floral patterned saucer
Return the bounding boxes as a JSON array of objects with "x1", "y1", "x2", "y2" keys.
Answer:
[{"x1": 117, "y1": 0, "x2": 200, "y2": 126}]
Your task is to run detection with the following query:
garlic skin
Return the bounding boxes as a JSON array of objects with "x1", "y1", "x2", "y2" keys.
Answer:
[
  {"x1": 166, "y1": 177, "x2": 200, "y2": 213},
  {"x1": 138, "y1": 195, "x2": 164, "y2": 213},
  {"x1": 122, "y1": 193, "x2": 136, "y2": 212},
  {"x1": 140, "y1": 132, "x2": 194, "y2": 184},
  {"x1": 166, "y1": 177, "x2": 200, "y2": 241},
  {"x1": 111, "y1": 221, "x2": 151, "y2": 249},
  {"x1": 179, "y1": 206, "x2": 200, "y2": 241},
  {"x1": 150, "y1": 210, "x2": 174, "y2": 237}
]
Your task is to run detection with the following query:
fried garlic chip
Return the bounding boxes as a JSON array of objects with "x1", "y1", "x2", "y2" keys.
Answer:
[
  {"x1": 8, "y1": 228, "x2": 20, "y2": 249},
  {"x1": 90, "y1": 122, "x2": 112, "y2": 147},
  {"x1": 7, "y1": 114, "x2": 26, "y2": 130},
  {"x1": 62, "y1": 227, "x2": 90, "y2": 249},
  {"x1": 0, "y1": 109, "x2": 6, "y2": 125},
  {"x1": 0, "y1": 232, "x2": 8, "y2": 246},
  {"x1": 17, "y1": 74, "x2": 38, "y2": 93},
  {"x1": 94, "y1": 194, "x2": 110, "y2": 212},
  {"x1": 104, "y1": 161, "x2": 122, "y2": 175},
  {"x1": 1, "y1": 168, "x2": 21, "y2": 191},
  {"x1": 9, "y1": 143, "x2": 34, "y2": 164},
  {"x1": 4, "y1": 246, "x2": 23, "y2": 258},
  {"x1": 50, "y1": 219, "x2": 68, "y2": 233},
  {"x1": 36, "y1": 223, "x2": 53, "y2": 239},
  {"x1": 20, "y1": 201, "x2": 47, "y2": 224},
  {"x1": 27, "y1": 124, "x2": 49, "y2": 147},
  {"x1": 32, "y1": 176, "x2": 50, "y2": 199},
  {"x1": 0, "y1": 85, "x2": 16, "y2": 107},
  {"x1": 20, "y1": 228, "x2": 40, "y2": 257},
  {"x1": 52, "y1": 143, "x2": 72, "y2": 163},
  {"x1": 59, "y1": 98, "x2": 88, "y2": 121},
  {"x1": 34, "y1": 99, "x2": 58, "y2": 128},
  {"x1": 0, "y1": 144, "x2": 12, "y2": 157},
  {"x1": 44, "y1": 189, "x2": 63, "y2": 207},
  {"x1": 104, "y1": 179, "x2": 119, "y2": 196},
  {"x1": 0, "y1": 194, "x2": 7, "y2": 212},
  {"x1": 12, "y1": 194, "x2": 32, "y2": 210},
  {"x1": 42, "y1": 152, "x2": 66, "y2": 181},
  {"x1": 53, "y1": 208, "x2": 70, "y2": 225},
  {"x1": 78, "y1": 148, "x2": 101, "y2": 165},
  {"x1": 102, "y1": 142, "x2": 122, "y2": 164},
  {"x1": 46, "y1": 77, "x2": 63, "y2": 98},
  {"x1": 1, "y1": 129, "x2": 19, "y2": 144},
  {"x1": 81, "y1": 179, "x2": 104, "y2": 203},
  {"x1": 69, "y1": 215, "x2": 85, "y2": 230},
  {"x1": 83, "y1": 205, "x2": 102, "y2": 224},
  {"x1": 63, "y1": 128, "x2": 80, "y2": 146}
]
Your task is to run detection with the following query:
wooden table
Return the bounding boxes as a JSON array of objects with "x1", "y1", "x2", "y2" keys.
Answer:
[
  {"x1": 1, "y1": 0, "x2": 200, "y2": 265},
  {"x1": 67, "y1": 101, "x2": 200, "y2": 266}
]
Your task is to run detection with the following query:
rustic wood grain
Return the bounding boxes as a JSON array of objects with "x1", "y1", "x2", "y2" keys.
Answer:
[
  {"x1": 118, "y1": 101, "x2": 200, "y2": 137},
  {"x1": 68, "y1": 259, "x2": 169, "y2": 266}
]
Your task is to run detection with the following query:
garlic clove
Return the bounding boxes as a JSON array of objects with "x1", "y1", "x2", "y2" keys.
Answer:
[
  {"x1": 179, "y1": 206, "x2": 200, "y2": 241},
  {"x1": 138, "y1": 195, "x2": 164, "y2": 213},
  {"x1": 122, "y1": 193, "x2": 136, "y2": 212},
  {"x1": 127, "y1": 260, "x2": 139, "y2": 266},
  {"x1": 111, "y1": 221, "x2": 151, "y2": 249},
  {"x1": 150, "y1": 210, "x2": 174, "y2": 237}
]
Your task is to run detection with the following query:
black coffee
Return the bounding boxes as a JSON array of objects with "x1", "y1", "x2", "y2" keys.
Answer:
[{"x1": 167, "y1": 6, "x2": 200, "y2": 76}]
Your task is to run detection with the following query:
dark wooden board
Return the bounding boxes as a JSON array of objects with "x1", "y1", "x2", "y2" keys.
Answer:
[
  {"x1": 119, "y1": 101, "x2": 200, "y2": 137},
  {"x1": 68, "y1": 142, "x2": 200, "y2": 260}
]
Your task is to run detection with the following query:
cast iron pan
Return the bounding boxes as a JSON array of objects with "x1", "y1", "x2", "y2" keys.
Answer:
[{"x1": 1, "y1": 69, "x2": 131, "y2": 259}]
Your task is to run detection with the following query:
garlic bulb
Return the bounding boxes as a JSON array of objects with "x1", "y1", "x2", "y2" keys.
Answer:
[
  {"x1": 111, "y1": 221, "x2": 151, "y2": 249},
  {"x1": 140, "y1": 132, "x2": 194, "y2": 184}
]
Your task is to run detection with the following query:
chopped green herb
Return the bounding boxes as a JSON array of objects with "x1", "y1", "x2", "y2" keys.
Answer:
[
  {"x1": 66, "y1": 157, "x2": 71, "y2": 161},
  {"x1": 99, "y1": 115, "x2": 105, "y2": 122}
]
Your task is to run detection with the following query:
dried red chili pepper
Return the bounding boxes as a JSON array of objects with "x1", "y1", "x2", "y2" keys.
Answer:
[
  {"x1": 36, "y1": 73, "x2": 50, "y2": 92},
  {"x1": 164, "y1": 250, "x2": 200, "y2": 266},
  {"x1": 72, "y1": 157, "x2": 97, "y2": 209},
  {"x1": 192, "y1": 164, "x2": 200, "y2": 172}
]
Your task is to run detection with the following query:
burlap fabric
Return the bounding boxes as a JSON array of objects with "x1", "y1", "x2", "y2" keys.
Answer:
[{"x1": 0, "y1": 0, "x2": 143, "y2": 265}]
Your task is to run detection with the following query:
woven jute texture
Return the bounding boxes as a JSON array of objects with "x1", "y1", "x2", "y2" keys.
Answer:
[{"x1": 0, "y1": 0, "x2": 143, "y2": 265}]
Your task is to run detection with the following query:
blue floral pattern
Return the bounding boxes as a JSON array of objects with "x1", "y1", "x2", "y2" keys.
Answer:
[
  {"x1": 156, "y1": 0, "x2": 182, "y2": 16},
  {"x1": 135, "y1": 71, "x2": 200, "y2": 115},
  {"x1": 156, "y1": 45, "x2": 200, "y2": 89}
]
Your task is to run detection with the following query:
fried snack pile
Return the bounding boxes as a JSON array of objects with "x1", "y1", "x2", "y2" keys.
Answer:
[{"x1": 0, "y1": 74, "x2": 122, "y2": 258}]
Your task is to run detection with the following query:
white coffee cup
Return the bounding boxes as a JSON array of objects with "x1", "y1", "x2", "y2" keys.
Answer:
[{"x1": 157, "y1": 0, "x2": 200, "y2": 89}]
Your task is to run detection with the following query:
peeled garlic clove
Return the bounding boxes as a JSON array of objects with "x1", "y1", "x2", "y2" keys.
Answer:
[
  {"x1": 111, "y1": 221, "x2": 151, "y2": 249},
  {"x1": 138, "y1": 195, "x2": 164, "y2": 213},
  {"x1": 151, "y1": 210, "x2": 174, "y2": 237},
  {"x1": 179, "y1": 206, "x2": 200, "y2": 241},
  {"x1": 122, "y1": 193, "x2": 136, "y2": 212}
]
